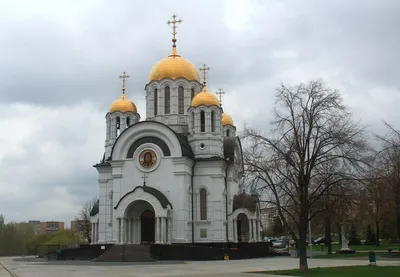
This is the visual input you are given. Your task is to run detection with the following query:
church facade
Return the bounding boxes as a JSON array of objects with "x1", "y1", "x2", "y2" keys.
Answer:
[{"x1": 90, "y1": 15, "x2": 262, "y2": 245}]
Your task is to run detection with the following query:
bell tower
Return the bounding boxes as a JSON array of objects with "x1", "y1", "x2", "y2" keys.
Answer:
[
  {"x1": 104, "y1": 72, "x2": 140, "y2": 160},
  {"x1": 187, "y1": 65, "x2": 224, "y2": 158}
]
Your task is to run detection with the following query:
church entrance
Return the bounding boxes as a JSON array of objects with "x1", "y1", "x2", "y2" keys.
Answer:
[
  {"x1": 237, "y1": 213, "x2": 250, "y2": 242},
  {"x1": 141, "y1": 210, "x2": 155, "y2": 244}
]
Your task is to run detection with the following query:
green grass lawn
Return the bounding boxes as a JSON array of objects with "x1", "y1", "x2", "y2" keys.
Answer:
[
  {"x1": 260, "y1": 266, "x2": 400, "y2": 276},
  {"x1": 312, "y1": 242, "x2": 399, "y2": 252}
]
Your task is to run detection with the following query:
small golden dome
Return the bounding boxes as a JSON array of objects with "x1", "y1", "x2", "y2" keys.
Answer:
[
  {"x1": 149, "y1": 48, "x2": 200, "y2": 82},
  {"x1": 109, "y1": 93, "x2": 137, "y2": 113},
  {"x1": 222, "y1": 112, "x2": 234, "y2": 126},
  {"x1": 191, "y1": 87, "x2": 220, "y2": 107}
]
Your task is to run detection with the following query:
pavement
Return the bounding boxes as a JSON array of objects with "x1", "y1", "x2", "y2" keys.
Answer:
[{"x1": 1, "y1": 255, "x2": 400, "y2": 277}]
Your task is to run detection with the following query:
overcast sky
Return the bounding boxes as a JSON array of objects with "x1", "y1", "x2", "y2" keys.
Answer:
[{"x1": 0, "y1": 0, "x2": 399, "y2": 224}]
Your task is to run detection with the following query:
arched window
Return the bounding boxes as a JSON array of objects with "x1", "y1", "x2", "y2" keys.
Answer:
[
  {"x1": 165, "y1": 86, "x2": 170, "y2": 114},
  {"x1": 200, "y1": 188, "x2": 207, "y2": 220},
  {"x1": 178, "y1": 86, "x2": 184, "y2": 114},
  {"x1": 191, "y1": 111, "x2": 195, "y2": 133},
  {"x1": 154, "y1": 89, "x2": 158, "y2": 116},
  {"x1": 200, "y1": 110, "x2": 205, "y2": 132},
  {"x1": 191, "y1": 88, "x2": 195, "y2": 100},
  {"x1": 126, "y1": 117, "x2": 131, "y2": 127},
  {"x1": 211, "y1": 111, "x2": 215, "y2": 132},
  {"x1": 226, "y1": 129, "x2": 230, "y2": 137},
  {"x1": 116, "y1": 116, "x2": 120, "y2": 136},
  {"x1": 106, "y1": 117, "x2": 111, "y2": 139}
]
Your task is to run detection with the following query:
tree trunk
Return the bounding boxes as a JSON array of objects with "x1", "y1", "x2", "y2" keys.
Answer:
[
  {"x1": 298, "y1": 208, "x2": 309, "y2": 272},
  {"x1": 337, "y1": 223, "x2": 342, "y2": 246},
  {"x1": 375, "y1": 220, "x2": 380, "y2": 247},
  {"x1": 325, "y1": 215, "x2": 332, "y2": 254}
]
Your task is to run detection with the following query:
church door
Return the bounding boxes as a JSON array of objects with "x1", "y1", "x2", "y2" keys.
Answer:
[
  {"x1": 237, "y1": 213, "x2": 249, "y2": 242},
  {"x1": 141, "y1": 210, "x2": 155, "y2": 244}
]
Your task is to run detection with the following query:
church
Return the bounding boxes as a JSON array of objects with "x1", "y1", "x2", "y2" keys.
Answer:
[{"x1": 90, "y1": 15, "x2": 262, "y2": 246}]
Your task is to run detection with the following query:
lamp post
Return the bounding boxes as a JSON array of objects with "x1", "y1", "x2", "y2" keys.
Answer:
[{"x1": 309, "y1": 213, "x2": 312, "y2": 259}]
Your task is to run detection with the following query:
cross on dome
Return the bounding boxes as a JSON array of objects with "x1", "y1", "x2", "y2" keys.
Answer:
[
  {"x1": 119, "y1": 72, "x2": 130, "y2": 94},
  {"x1": 216, "y1": 88, "x2": 225, "y2": 107},
  {"x1": 167, "y1": 14, "x2": 182, "y2": 48},
  {"x1": 199, "y1": 64, "x2": 210, "y2": 86}
]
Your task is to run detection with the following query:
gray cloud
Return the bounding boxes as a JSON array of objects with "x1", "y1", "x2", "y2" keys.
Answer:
[{"x1": 0, "y1": 0, "x2": 399, "y2": 223}]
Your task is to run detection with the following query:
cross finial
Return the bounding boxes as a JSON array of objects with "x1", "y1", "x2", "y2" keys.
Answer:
[
  {"x1": 199, "y1": 64, "x2": 210, "y2": 86},
  {"x1": 119, "y1": 72, "x2": 129, "y2": 94},
  {"x1": 216, "y1": 88, "x2": 225, "y2": 107},
  {"x1": 141, "y1": 174, "x2": 148, "y2": 186},
  {"x1": 167, "y1": 14, "x2": 182, "y2": 48}
]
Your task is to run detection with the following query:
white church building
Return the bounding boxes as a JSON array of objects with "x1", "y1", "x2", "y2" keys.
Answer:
[{"x1": 90, "y1": 15, "x2": 262, "y2": 246}]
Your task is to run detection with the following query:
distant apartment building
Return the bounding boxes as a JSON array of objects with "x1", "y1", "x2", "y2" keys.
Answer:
[
  {"x1": 28, "y1": 220, "x2": 41, "y2": 234},
  {"x1": 70, "y1": 220, "x2": 90, "y2": 233},
  {"x1": 40, "y1": 221, "x2": 64, "y2": 233}
]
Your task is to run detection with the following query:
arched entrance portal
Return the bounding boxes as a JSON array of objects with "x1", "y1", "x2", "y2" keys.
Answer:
[
  {"x1": 237, "y1": 213, "x2": 250, "y2": 242},
  {"x1": 141, "y1": 210, "x2": 155, "y2": 244},
  {"x1": 124, "y1": 200, "x2": 156, "y2": 244}
]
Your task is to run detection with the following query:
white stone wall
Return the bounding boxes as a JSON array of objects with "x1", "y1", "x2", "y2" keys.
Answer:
[
  {"x1": 192, "y1": 160, "x2": 226, "y2": 242},
  {"x1": 187, "y1": 105, "x2": 224, "y2": 159},
  {"x1": 96, "y1": 165, "x2": 113, "y2": 244},
  {"x1": 145, "y1": 79, "x2": 202, "y2": 133}
]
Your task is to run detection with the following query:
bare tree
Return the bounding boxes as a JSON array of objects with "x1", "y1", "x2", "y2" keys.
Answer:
[
  {"x1": 243, "y1": 80, "x2": 369, "y2": 272},
  {"x1": 374, "y1": 122, "x2": 400, "y2": 241},
  {"x1": 75, "y1": 198, "x2": 97, "y2": 244}
]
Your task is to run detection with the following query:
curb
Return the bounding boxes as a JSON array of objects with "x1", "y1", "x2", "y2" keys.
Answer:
[{"x1": 0, "y1": 263, "x2": 17, "y2": 277}]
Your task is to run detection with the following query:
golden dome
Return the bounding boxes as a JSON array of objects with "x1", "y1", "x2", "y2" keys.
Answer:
[
  {"x1": 191, "y1": 87, "x2": 220, "y2": 107},
  {"x1": 149, "y1": 48, "x2": 200, "y2": 82},
  {"x1": 109, "y1": 93, "x2": 137, "y2": 113},
  {"x1": 222, "y1": 112, "x2": 234, "y2": 126}
]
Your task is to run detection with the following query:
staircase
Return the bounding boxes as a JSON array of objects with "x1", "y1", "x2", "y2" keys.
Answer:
[{"x1": 95, "y1": 245, "x2": 155, "y2": 262}]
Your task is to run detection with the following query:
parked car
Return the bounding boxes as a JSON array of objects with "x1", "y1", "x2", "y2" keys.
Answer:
[
  {"x1": 313, "y1": 237, "x2": 326, "y2": 245},
  {"x1": 272, "y1": 240, "x2": 286, "y2": 248}
]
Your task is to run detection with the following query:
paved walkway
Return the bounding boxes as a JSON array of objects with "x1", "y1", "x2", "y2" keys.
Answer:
[{"x1": 1, "y1": 256, "x2": 400, "y2": 277}]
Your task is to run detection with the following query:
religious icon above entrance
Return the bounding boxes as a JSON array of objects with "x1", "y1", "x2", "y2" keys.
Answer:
[{"x1": 139, "y1": 149, "x2": 157, "y2": 169}]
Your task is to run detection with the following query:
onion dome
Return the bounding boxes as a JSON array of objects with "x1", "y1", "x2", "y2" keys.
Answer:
[
  {"x1": 109, "y1": 93, "x2": 137, "y2": 113},
  {"x1": 191, "y1": 87, "x2": 220, "y2": 107},
  {"x1": 149, "y1": 48, "x2": 200, "y2": 82},
  {"x1": 222, "y1": 112, "x2": 234, "y2": 126}
]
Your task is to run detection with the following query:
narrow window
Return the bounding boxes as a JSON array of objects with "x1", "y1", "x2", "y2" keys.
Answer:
[
  {"x1": 116, "y1": 116, "x2": 120, "y2": 136},
  {"x1": 191, "y1": 88, "x2": 195, "y2": 100},
  {"x1": 211, "y1": 111, "x2": 215, "y2": 132},
  {"x1": 226, "y1": 129, "x2": 230, "y2": 137},
  {"x1": 191, "y1": 111, "x2": 195, "y2": 133},
  {"x1": 200, "y1": 110, "x2": 205, "y2": 132},
  {"x1": 165, "y1": 86, "x2": 170, "y2": 114},
  {"x1": 126, "y1": 117, "x2": 131, "y2": 127},
  {"x1": 200, "y1": 189, "x2": 207, "y2": 220},
  {"x1": 154, "y1": 89, "x2": 158, "y2": 116},
  {"x1": 178, "y1": 86, "x2": 184, "y2": 114}
]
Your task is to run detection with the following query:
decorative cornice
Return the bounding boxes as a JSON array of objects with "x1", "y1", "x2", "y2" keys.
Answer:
[
  {"x1": 112, "y1": 173, "x2": 123, "y2": 179},
  {"x1": 109, "y1": 160, "x2": 124, "y2": 167}
]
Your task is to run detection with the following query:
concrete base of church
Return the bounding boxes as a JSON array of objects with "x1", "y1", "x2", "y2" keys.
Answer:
[{"x1": 56, "y1": 242, "x2": 277, "y2": 262}]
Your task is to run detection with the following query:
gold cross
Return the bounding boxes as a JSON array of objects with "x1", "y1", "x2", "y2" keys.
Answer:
[
  {"x1": 119, "y1": 72, "x2": 129, "y2": 94},
  {"x1": 167, "y1": 14, "x2": 182, "y2": 46},
  {"x1": 216, "y1": 88, "x2": 225, "y2": 106},
  {"x1": 199, "y1": 64, "x2": 210, "y2": 86}
]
